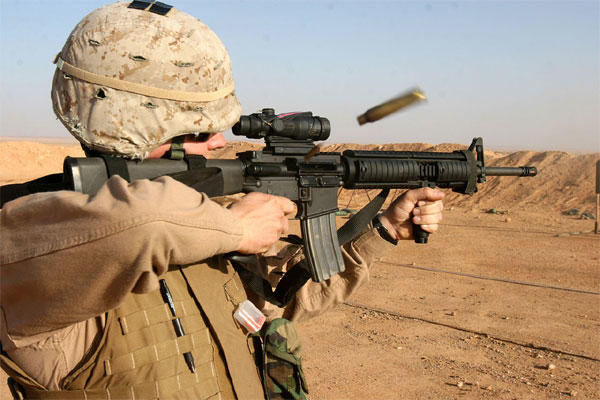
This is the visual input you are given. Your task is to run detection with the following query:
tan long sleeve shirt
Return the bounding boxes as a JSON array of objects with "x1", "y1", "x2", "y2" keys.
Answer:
[{"x1": 0, "y1": 175, "x2": 394, "y2": 389}]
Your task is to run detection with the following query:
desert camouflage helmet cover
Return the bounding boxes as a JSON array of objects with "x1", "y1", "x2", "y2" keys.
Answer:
[{"x1": 51, "y1": 1, "x2": 241, "y2": 159}]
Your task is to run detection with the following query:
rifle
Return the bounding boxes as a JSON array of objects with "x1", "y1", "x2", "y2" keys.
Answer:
[{"x1": 0, "y1": 108, "x2": 537, "y2": 292}]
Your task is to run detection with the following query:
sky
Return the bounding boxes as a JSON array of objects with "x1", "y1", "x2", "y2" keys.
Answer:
[{"x1": 0, "y1": 0, "x2": 598, "y2": 152}]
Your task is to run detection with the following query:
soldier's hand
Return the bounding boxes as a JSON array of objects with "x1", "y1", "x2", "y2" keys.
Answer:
[
  {"x1": 229, "y1": 192, "x2": 297, "y2": 254},
  {"x1": 379, "y1": 188, "x2": 445, "y2": 241}
]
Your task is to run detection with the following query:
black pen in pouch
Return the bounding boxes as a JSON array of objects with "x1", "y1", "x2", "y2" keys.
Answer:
[{"x1": 159, "y1": 279, "x2": 196, "y2": 373}]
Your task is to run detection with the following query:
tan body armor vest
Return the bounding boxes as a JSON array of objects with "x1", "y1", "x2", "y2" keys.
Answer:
[{"x1": 1, "y1": 258, "x2": 265, "y2": 400}]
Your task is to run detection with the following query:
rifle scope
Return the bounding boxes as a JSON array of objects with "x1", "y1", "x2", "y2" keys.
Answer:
[{"x1": 232, "y1": 108, "x2": 330, "y2": 141}]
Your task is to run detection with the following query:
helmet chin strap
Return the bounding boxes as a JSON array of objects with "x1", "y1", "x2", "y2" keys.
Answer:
[{"x1": 164, "y1": 135, "x2": 186, "y2": 160}]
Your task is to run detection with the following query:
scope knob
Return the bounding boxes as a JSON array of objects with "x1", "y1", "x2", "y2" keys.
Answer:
[{"x1": 262, "y1": 108, "x2": 275, "y2": 116}]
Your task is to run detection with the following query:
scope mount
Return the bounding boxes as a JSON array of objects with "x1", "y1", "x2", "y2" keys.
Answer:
[{"x1": 264, "y1": 136, "x2": 316, "y2": 155}]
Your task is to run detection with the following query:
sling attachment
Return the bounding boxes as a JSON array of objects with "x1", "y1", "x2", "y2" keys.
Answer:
[
  {"x1": 99, "y1": 155, "x2": 131, "y2": 181},
  {"x1": 337, "y1": 188, "x2": 389, "y2": 245},
  {"x1": 229, "y1": 188, "x2": 390, "y2": 307},
  {"x1": 230, "y1": 256, "x2": 312, "y2": 308},
  {"x1": 168, "y1": 155, "x2": 226, "y2": 198},
  {"x1": 184, "y1": 155, "x2": 207, "y2": 170},
  {"x1": 280, "y1": 235, "x2": 303, "y2": 246}
]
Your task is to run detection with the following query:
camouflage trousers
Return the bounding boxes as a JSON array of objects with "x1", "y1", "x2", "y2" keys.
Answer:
[{"x1": 254, "y1": 319, "x2": 309, "y2": 400}]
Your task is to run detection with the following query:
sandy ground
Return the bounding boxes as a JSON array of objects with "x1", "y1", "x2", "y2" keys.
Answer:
[
  {"x1": 1, "y1": 140, "x2": 598, "y2": 399},
  {"x1": 300, "y1": 211, "x2": 598, "y2": 399}
]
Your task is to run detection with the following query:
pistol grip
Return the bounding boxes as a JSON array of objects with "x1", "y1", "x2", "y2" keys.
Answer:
[
  {"x1": 412, "y1": 221, "x2": 429, "y2": 244},
  {"x1": 301, "y1": 213, "x2": 346, "y2": 282}
]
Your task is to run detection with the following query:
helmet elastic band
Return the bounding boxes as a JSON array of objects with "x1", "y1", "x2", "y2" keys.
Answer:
[{"x1": 54, "y1": 55, "x2": 234, "y2": 102}]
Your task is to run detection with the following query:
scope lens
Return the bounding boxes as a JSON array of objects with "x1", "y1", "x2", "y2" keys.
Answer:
[
  {"x1": 312, "y1": 117, "x2": 330, "y2": 141},
  {"x1": 231, "y1": 116, "x2": 248, "y2": 136},
  {"x1": 232, "y1": 115, "x2": 267, "y2": 138}
]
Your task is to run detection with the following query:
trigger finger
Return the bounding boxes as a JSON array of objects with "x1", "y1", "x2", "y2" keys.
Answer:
[
  {"x1": 279, "y1": 198, "x2": 297, "y2": 216},
  {"x1": 281, "y1": 216, "x2": 290, "y2": 234}
]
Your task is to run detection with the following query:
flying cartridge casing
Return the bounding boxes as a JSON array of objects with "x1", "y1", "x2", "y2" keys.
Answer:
[{"x1": 357, "y1": 88, "x2": 426, "y2": 125}]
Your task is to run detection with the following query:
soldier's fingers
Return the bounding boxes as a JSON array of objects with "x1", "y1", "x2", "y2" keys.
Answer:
[
  {"x1": 419, "y1": 223, "x2": 439, "y2": 233},
  {"x1": 281, "y1": 216, "x2": 290, "y2": 235},
  {"x1": 413, "y1": 200, "x2": 444, "y2": 216},
  {"x1": 413, "y1": 212, "x2": 442, "y2": 225},
  {"x1": 403, "y1": 187, "x2": 445, "y2": 204},
  {"x1": 273, "y1": 196, "x2": 297, "y2": 216}
]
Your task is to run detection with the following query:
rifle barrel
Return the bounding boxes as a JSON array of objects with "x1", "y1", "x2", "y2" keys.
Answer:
[{"x1": 484, "y1": 166, "x2": 537, "y2": 177}]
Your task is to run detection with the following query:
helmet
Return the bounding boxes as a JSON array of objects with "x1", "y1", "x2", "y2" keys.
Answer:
[{"x1": 51, "y1": 2, "x2": 241, "y2": 159}]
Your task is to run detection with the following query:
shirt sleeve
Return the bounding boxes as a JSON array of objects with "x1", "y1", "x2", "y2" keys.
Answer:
[
  {"x1": 246, "y1": 225, "x2": 397, "y2": 323},
  {"x1": 0, "y1": 175, "x2": 244, "y2": 339}
]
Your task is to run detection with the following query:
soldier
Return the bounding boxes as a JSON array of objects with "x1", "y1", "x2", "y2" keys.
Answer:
[{"x1": 0, "y1": 2, "x2": 444, "y2": 399}]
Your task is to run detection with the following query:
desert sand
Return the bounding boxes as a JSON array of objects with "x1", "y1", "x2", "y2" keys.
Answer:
[{"x1": 1, "y1": 140, "x2": 598, "y2": 399}]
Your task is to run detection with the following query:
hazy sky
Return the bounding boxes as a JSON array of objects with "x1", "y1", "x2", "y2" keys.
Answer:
[{"x1": 1, "y1": 0, "x2": 598, "y2": 152}]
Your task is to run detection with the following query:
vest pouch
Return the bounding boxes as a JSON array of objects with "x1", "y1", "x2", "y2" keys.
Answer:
[{"x1": 257, "y1": 318, "x2": 308, "y2": 400}]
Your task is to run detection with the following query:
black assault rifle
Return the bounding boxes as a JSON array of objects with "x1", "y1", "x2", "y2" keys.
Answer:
[{"x1": 0, "y1": 108, "x2": 537, "y2": 302}]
